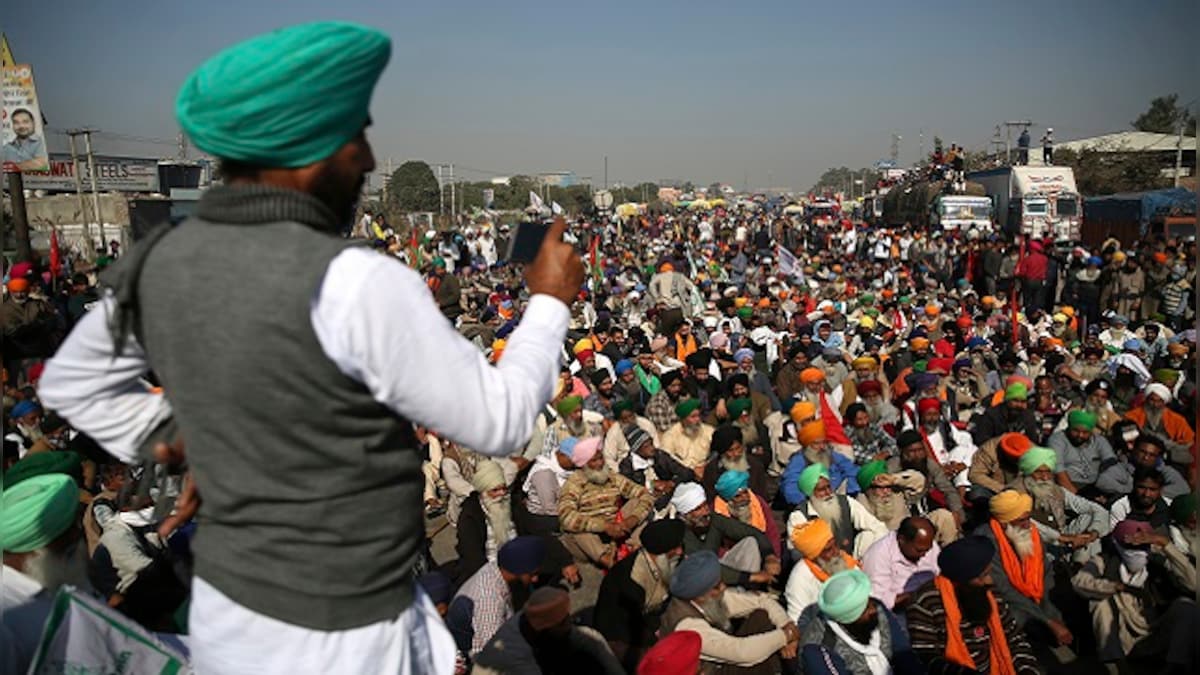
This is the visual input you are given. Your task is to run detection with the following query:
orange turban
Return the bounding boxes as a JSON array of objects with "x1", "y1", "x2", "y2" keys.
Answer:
[
  {"x1": 925, "y1": 304, "x2": 940, "y2": 316},
  {"x1": 881, "y1": 289, "x2": 895, "y2": 299},
  {"x1": 6, "y1": 278, "x2": 29, "y2": 293},
  {"x1": 800, "y1": 368, "x2": 825, "y2": 385},
  {"x1": 791, "y1": 519, "x2": 834, "y2": 560},
  {"x1": 757, "y1": 298, "x2": 771, "y2": 309},
  {"x1": 998, "y1": 432, "x2": 1033, "y2": 459},
  {"x1": 659, "y1": 262, "x2": 674, "y2": 272},
  {"x1": 910, "y1": 337, "x2": 930, "y2": 350},
  {"x1": 798, "y1": 419, "x2": 826, "y2": 446},
  {"x1": 573, "y1": 338, "x2": 594, "y2": 354},
  {"x1": 790, "y1": 401, "x2": 817, "y2": 425},
  {"x1": 989, "y1": 490, "x2": 1033, "y2": 524}
]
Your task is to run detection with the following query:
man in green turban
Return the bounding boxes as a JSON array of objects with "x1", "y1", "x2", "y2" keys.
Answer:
[
  {"x1": 37, "y1": 21, "x2": 585, "y2": 673},
  {"x1": 1011, "y1": 445, "x2": 1109, "y2": 561},
  {"x1": 542, "y1": 394, "x2": 603, "y2": 457},
  {"x1": 798, "y1": 569, "x2": 911, "y2": 673},
  {"x1": 660, "y1": 398, "x2": 713, "y2": 472},
  {"x1": 1045, "y1": 408, "x2": 1116, "y2": 497},
  {"x1": 1, "y1": 473, "x2": 91, "y2": 673}
]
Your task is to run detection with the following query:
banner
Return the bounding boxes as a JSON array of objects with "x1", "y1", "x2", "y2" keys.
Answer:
[
  {"x1": 482, "y1": 188, "x2": 494, "y2": 209},
  {"x1": 29, "y1": 587, "x2": 191, "y2": 674},
  {"x1": 21, "y1": 153, "x2": 161, "y2": 192},
  {"x1": 776, "y1": 244, "x2": 797, "y2": 277},
  {"x1": 2, "y1": 63, "x2": 50, "y2": 173}
]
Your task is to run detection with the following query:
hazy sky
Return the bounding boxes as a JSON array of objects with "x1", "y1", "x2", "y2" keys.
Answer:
[{"x1": 5, "y1": 0, "x2": 1196, "y2": 190}]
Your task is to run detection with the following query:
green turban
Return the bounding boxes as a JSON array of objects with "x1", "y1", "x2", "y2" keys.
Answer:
[
  {"x1": 556, "y1": 395, "x2": 583, "y2": 417},
  {"x1": 819, "y1": 569, "x2": 872, "y2": 624},
  {"x1": 798, "y1": 462, "x2": 830, "y2": 497},
  {"x1": 912, "y1": 360, "x2": 928, "y2": 373},
  {"x1": 737, "y1": 306, "x2": 753, "y2": 320},
  {"x1": 864, "y1": 308, "x2": 880, "y2": 318},
  {"x1": 859, "y1": 294, "x2": 875, "y2": 306},
  {"x1": 177, "y1": 22, "x2": 391, "y2": 168},
  {"x1": 432, "y1": 257, "x2": 447, "y2": 269},
  {"x1": 675, "y1": 398, "x2": 701, "y2": 419},
  {"x1": 1018, "y1": 446, "x2": 1057, "y2": 475},
  {"x1": 1170, "y1": 494, "x2": 1196, "y2": 524},
  {"x1": 856, "y1": 460, "x2": 889, "y2": 490},
  {"x1": 3, "y1": 451, "x2": 83, "y2": 489},
  {"x1": 897, "y1": 295, "x2": 911, "y2": 304},
  {"x1": 1066, "y1": 409, "x2": 1097, "y2": 431},
  {"x1": 1153, "y1": 368, "x2": 1181, "y2": 386},
  {"x1": 0, "y1": 473, "x2": 79, "y2": 553},
  {"x1": 612, "y1": 399, "x2": 634, "y2": 416},
  {"x1": 727, "y1": 397, "x2": 752, "y2": 419},
  {"x1": 1004, "y1": 382, "x2": 1028, "y2": 401}
]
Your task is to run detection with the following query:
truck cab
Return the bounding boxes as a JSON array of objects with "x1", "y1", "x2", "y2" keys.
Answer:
[{"x1": 931, "y1": 194, "x2": 993, "y2": 235}]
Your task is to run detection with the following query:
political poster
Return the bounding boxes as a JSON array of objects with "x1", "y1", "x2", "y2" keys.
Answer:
[{"x1": 2, "y1": 63, "x2": 49, "y2": 173}]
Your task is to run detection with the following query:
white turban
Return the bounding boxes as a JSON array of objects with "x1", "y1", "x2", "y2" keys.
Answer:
[
  {"x1": 1144, "y1": 383, "x2": 1173, "y2": 404},
  {"x1": 670, "y1": 482, "x2": 706, "y2": 515}
]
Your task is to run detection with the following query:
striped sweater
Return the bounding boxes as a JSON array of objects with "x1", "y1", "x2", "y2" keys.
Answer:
[
  {"x1": 906, "y1": 581, "x2": 1041, "y2": 675},
  {"x1": 557, "y1": 471, "x2": 653, "y2": 534}
]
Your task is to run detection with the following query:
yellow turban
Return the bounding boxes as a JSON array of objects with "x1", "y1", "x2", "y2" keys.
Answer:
[
  {"x1": 734, "y1": 297, "x2": 748, "y2": 309},
  {"x1": 800, "y1": 367, "x2": 826, "y2": 384},
  {"x1": 851, "y1": 356, "x2": 877, "y2": 370},
  {"x1": 989, "y1": 490, "x2": 1033, "y2": 524},
  {"x1": 798, "y1": 419, "x2": 827, "y2": 446},
  {"x1": 573, "y1": 338, "x2": 594, "y2": 354},
  {"x1": 791, "y1": 519, "x2": 834, "y2": 560},
  {"x1": 790, "y1": 401, "x2": 817, "y2": 425}
]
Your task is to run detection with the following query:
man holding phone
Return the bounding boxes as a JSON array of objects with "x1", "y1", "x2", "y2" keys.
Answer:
[{"x1": 39, "y1": 22, "x2": 584, "y2": 675}]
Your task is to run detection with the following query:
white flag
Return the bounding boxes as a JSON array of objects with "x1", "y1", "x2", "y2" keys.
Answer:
[
  {"x1": 529, "y1": 191, "x2": 545, "y2": 211},
  {"x1": 776, "y1": 244, "x2": 797, "y2": 277},
  {"x1": 551, "y1": 201, "x2": 564, "y2": 216},
  {"x1": 29, "y1": 587, "x2": 191, "y2": 674}
]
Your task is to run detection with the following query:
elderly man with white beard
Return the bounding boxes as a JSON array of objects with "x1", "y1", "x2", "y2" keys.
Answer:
[
  {"x1": 661, "y1": 398, "x2": 716, "y2": 478},
  {"x1": 1124, "y1": 382, "x2": 1195, "y2": 471},
  {"x1": 1008, "y1": 446, "x2": 1110, "y2": 564},
  {"x1": 542, "y1": 395, "x2": 605, "y2": 457},
  {"x1": 2, "y1": 473, "x2": 92, "y2": 673},
  {"x1": 519, "y1": 437, "x2": 584, "y2": 536},
  {"x1": 856, "y1": 379, "x2": 900, "y2": 432},
  {"x1": 975, "y1": 489, "x2": 1074, "y2": 649},
  {"x1": 454, "y1": 459, "x2": 519, "y2": 586},
  {"x1": 785, "y1": 464, "x2": 886, "y2": 561},
  {"x1": 784, "y1": 519, "x2": 862, "y2": 621},
  {"x1": 557, "y1": 444, "x2": 654, "y2": 569},
  {"x1": 853, "y1": 460, "x2": 907, "y2": 531},
  {"x1": 660, "y1": 550, "x2": 801, "y2": 674}
]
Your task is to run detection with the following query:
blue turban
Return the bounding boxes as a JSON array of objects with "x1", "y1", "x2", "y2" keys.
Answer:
[
  {"x1": 715, "y1": 470, "x2": 750, "y2": 500},
  {"x1": 734, "y1": 348, "x2": 754, "y2": 363},
  {"x1": 615, "y1": 359, "x2": 635, "y2": 375},
  {"x1": 176, "y1": 22, "x2": 391, "y2": 167},
  {"x1": 416, "y1": 571, "x2": 454, "y2": 606},
  {"x1": 497, "y1": 535, "x2": 546, "y2": 576},
  {"x1": 557, "y1": 437, "x2": 579, "y2": 459},
  {"x1": 670, "y1": 550, "x2": 721, "y2": 599},
  {"x1": 10, "y1": 399, "x2": 40, "y2": 419},
  {"x1": 966, "y1": 336, "x2": 988, "y2": 350}
]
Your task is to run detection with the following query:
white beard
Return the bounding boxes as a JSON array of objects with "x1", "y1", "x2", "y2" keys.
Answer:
[
  {"x1": 1004, "y1": 523, "x2": 1035, "y2": 558},
  {"x1": 696, "y1": 594, "x2": 732, "y2": 632},
  {"x1": 810, "y1": 495, "x2": 845, "y2": 531},
  {"x1": 1025, "y1": 477, "x2": 1060, "y2": 505},
  {"x1": 868, "y1": 491, "x2": 903, "y2": 523},
  {"x1": 729, "y1": 501, "x2": 753, "y2": 523},
  {"x1": 818, "y1": 553, "x2": 851, "y2": 576},
  {"x1": 584, "y1": 467, "x2": 610, "y2": 485},
  {"x1": 482, "y1": 495, "x2": 514, "y2": 548},
  {"x1": 566, "y1": 418, "x2": 587, "y2": 436},
  {"x1": 22, "y1": 540, "x2": 93, "y2": 593},
  {"x1": 721, "y1": 455, "x2": 750, "y2": 473},
  {"x1": 1143, "y1": 407, "x2": 1164, "y2": 430}
]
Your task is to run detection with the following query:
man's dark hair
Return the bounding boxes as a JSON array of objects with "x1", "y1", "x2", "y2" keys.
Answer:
[
  {"x1": 216, "y1": 158, "x2": 265, "y2": 181},
  {"x1": 1135, "y1": 433, "x2": 1167, "y2": 457},
  {"x1": 11, "y1": 108, "x2": 34, "y2": 122},
  {"x1": 898, "y1": 516, "x2": 932, "y2": 540},
  {"x1": 1131, "y1": 466, "x2": 1165, "y2": 488},
  {"x1": 71, "y1": 272, "x2": 89, "y2": 286}
]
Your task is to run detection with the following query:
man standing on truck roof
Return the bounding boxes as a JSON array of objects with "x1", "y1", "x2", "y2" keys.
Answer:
[
  {"x1": 1017, "y1": 129, "x2": 1030, "y2": 165},
  {"x1": 1041, "y1": 128, "x2": 1054, "y2": 165}
]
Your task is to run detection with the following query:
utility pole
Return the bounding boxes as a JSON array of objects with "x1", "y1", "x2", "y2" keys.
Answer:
[
  {"x1": 383, "y1": 157, "x2": 393, "y2": 204},
  {"x1": 66, "y1": 130, "x2": 92, "y2": 255},
  {"x1": 6, "y1": 171, "x2": 31, "y2": 262},
  {"x1": 1174, "y1": 118, "x2": 1184, "y2": 188},
  {"x1": 604, "y1": 156, "x2": 608, "y2": 191},
  {"x1": 918, "y1": 129, "x2": 925, "y2": 163},
  {"x1": 437, "y1": 165, "x2": 445, "y2": 216},
  {"x1": 177, "y1": 131, "x2": 188, "y2": 161},
  {"x1": 448, "y1": 163, "x2": 456, "y2": 222},
  {"x1": 890, "y1": 134, "x2": 901, "y2": 166},
  {"x1": 1002, "y1": 120, "x2": 1031, "y2": 166},
  {"x1": 82, "y1": 129, "x2": 105, "y2": 250}
]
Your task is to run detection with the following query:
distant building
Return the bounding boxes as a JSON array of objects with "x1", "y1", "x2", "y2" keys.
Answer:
[
  {"x1": 1038, "y1": 130, "x2": 1195, "y2": 177},
  {"x1": 490, "y1": 176, "x2": 511, "y2": 186}
]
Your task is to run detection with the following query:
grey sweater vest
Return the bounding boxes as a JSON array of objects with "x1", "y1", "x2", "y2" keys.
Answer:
[{"x1": 129, "y1": 185, "x2": 420, "y2": 630}]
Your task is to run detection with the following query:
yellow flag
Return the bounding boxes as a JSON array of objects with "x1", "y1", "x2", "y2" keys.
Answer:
[{"x1": 0, "y1": 34, "x2": 14, "y2": 67}]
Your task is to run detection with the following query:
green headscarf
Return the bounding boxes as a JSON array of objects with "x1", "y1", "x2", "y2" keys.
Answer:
[
  {"x1": 0, "y1": 473, "x2": 79, "y2": 553},
  {"x1": 856, "y1": 460, "x2": 889, "y2": 490},
  {"x1": 556, "y1": 395, "x2": 583, "y2": 417},
  {"x1": 1066, "y1": 409, "x2": 1097, "y2": 431},
  {"x1": 798, "y1": 462, "x2": 830, "y2": 497},
  {"x1": 675, "y1": 398, "x2": 701, "y2": 419},
  {"x1": 176, "y1": 22, "x2": 391, "y2": 167},
  {"x1": 3, "y1": 451, "x2": 83, "y2": 489},
  {"x1": 727, "y1": 397, "x2": 753, "y2": 419},
  {"x1": 1004, "y1": 382, "x2": 1028, "y2": 401},
  {"x1": 1018, "y1": 446, "x2": 1057, "y2": 475},
  {"x1": 818, "y1": 569, "x2": 872, "y2": 624}
]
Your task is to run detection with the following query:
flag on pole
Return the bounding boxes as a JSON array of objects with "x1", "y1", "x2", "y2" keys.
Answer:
[
  {"x1": 551, "y1": 201, "x2": 564, "y2": 216},
  {"x1": 409, "y1": 226, "x2": 422, "y2": 269},
  {"x1": 776, "y1": 244, "x2": 797, "y2": 277},
  {"x1": 529, "y1": 191, "x2": 545, "y2": 212},
  {"x1": 49, "y1": 228, "x2": 61, "y2": 278},
  {"x1": 588, "y1": 234, "x2": 602, "y2": 289}
]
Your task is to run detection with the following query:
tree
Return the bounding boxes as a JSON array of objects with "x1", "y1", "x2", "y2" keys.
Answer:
[
  {"x1": 707, "y1": 182, "x2": 723, "y2": 197},
  {"x1": 387, "y1": 161, "x2": 441, "y2": 213},
  {"x1": 1054, "y1": 147, "x2": 1166, "y2": 195},
  {"x1": 1132, "y1": 94, "x2": 1196, "y2": 136}
]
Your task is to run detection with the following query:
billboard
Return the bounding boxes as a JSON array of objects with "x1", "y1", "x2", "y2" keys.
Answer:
[
  {"x1": 2, "y1": 63, "x2": 50, "y2": 173},
  {"x1": 22, "y1": 153, "x2": 161, "y2": 192}
]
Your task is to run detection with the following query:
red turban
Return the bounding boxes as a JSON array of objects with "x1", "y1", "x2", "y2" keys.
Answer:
[
  {"x1": 917, "y1": 398, "x2": 941, "y2": 414},
  {"x1": 927, "y1": 358, "x2": 954, "y2": 375},
  {"x1": 857, "y1": 379, "x2": 882, "y2": 396},
  {"x1": 998, "y1": 432, "x2": 1033, "y2": 459}
]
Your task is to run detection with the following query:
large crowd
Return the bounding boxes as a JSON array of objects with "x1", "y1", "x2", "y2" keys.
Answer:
[{"x1": 6, "y1": 185, "x2": 1193, "y2": 674}]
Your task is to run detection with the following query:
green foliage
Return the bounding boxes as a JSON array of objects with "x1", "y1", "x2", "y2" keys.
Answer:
[
  {"x1": 810, "y1": 167, "x2": 881, "y2": 195},
  {"x1": 387, "y1": 161, "x2": 441, "y2": 213},
  {"x1": 1054, "y1": 147, "x2": 1168, "y2": 195},
  {"x1": 1131, "y1": 94, "x2": 1196, "y2": 136}
]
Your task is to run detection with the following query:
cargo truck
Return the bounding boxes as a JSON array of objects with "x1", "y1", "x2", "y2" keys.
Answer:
[
  {"x1": 966, "y1": 166, "x2": 1081, "y2": 241},
  {"x1": 881, "y1": 179, "x2": 993, "y2": 234}
]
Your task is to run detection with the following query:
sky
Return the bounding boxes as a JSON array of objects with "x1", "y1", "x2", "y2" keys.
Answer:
[{"x1": 4, "y1": 0, "x2": 1197, "y2": 191}]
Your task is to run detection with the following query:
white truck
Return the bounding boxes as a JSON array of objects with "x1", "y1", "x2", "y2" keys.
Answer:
[{"x1": 966, "y1": 166, "x2": 1081, "y2": 241}]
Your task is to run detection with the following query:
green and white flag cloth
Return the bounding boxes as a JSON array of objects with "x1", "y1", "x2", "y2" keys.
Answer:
[{"x1": 27, "y1": 587, "x2": 190, "y2": 674}]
